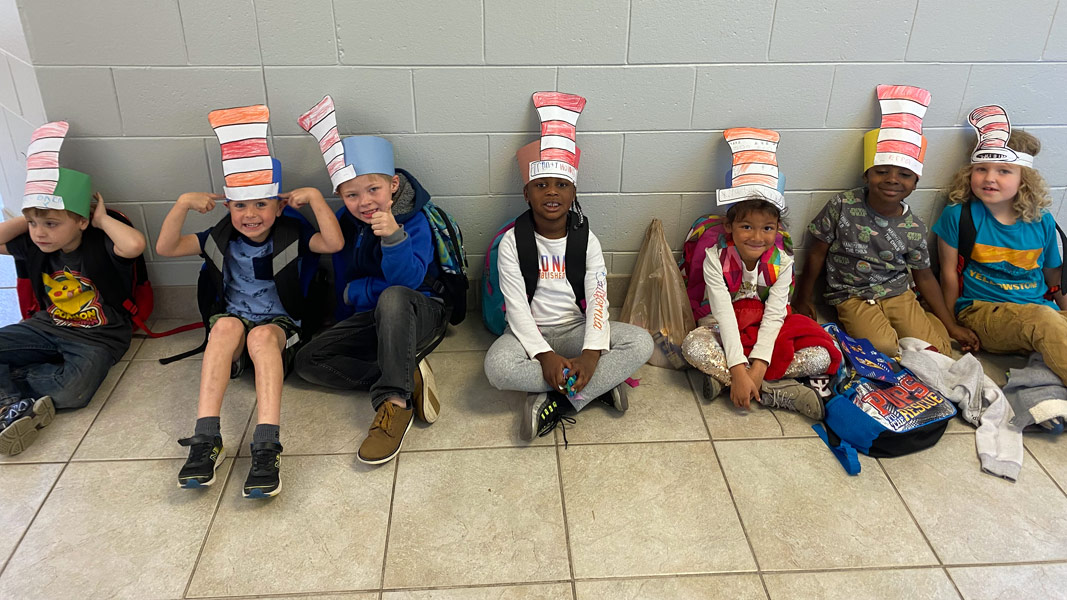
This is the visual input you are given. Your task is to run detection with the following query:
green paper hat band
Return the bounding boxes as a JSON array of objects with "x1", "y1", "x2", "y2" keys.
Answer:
[{"x1": 22, "y1": 168, "x2": 92, "y2": 219}]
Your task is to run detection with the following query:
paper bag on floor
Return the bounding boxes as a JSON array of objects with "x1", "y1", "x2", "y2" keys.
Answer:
[{"x1": 620, "y1": 219, "x2": 696, "y2": 369}]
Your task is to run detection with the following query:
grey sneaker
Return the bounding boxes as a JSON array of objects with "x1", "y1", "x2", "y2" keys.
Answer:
[
  {"x1": 521, "y1": 392, "x2": 574, "y2": 442},
  {"x1": 702, "y1": 374, "x2": 723, "y2": 401},
  {"x1": 0, "y1": 396, "x2": 55, "y2": 455},
  {"x1": 759, "y1": 379, "x2": 825, "y2": 420},
  {"x1": 597, "y1": 383, "x2": 629, "y2": 413}
]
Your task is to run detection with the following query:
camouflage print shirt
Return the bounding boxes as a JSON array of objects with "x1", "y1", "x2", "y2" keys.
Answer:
[{"x1": 808, "y1": 187, "x2": 930, "y2": 306}]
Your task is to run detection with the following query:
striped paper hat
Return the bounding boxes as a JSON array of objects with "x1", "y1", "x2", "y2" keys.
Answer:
[
  {"x1": 208, "y1": 105, "x2": 280, "y2": 202},
  {"x1": 968, "y1": 105, "x2": 1033, "y2": 168},
  {"x1": 862, "y1": 85, "x2": 930, "y2": 177},
  {"x1": 716, "y1": 128, "x2": 785, "y2": 210},
  {"x1": 22, "y1": 121, "x2": 92, "y2": 218},
  {"x1": 516, "y1": 91, "x2": 586, "y2": 185},
  {"x1": 298, "y1": 95, "x2": 394, "y2": 189}
]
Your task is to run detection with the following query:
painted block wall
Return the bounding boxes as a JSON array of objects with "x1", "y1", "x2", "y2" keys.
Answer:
[{"x1": 1, "y1": 0, "x2": 1066, "y2": 295}]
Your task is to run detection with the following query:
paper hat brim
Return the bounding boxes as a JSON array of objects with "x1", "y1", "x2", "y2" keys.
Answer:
[
  {"x1": 22, "y1": 167, "x2": 92, "y2": 218},
  {"x1": 223, "y1": 158, "x2": 281, "y2": 202},
  {"x1": 516, "y1": 139, "x2": 581, "y2": 185},
  {"x1": 864, "y1": 128, "x2": 926, "y2": 177},
  {"x1": 340, "y1": 136, "x2": 395, "y2": 182},
  {"x1": 718, "y1": 168, "x2": 787, "y2": 210}
]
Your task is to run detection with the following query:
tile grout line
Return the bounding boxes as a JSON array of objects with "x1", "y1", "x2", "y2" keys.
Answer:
[
  {"x1": 376, "y1": 455, "x2": 403, "y2": 592},
  {"x1": 942, "y1": 565, "x2": 966, "y2": 600},
  {"x1": 551, "y1": 430, "x2": 579, "y2": 590},
  {"x1": 0, "y1": 460, "x2": 71, "y2": 577},
  {"x1": 60, "y1": 360, "x2": 132, "y2": 462},
  {"x1": 688, "y1": 371, "x2": 772, "y2": 597},
  {"x1": 181, "y1": 396, "x2": 259, "y2": 598},
  {"x1": 1022, "y1": 444, "x2": 1067, "y2": 498},
  {"x1": 875, "y1": 457, "x2": 946, "y2": 566}
]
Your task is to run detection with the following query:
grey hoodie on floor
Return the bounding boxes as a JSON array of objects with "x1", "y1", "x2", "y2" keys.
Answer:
[
  {"x1": 1002, "y1": 353, "x2": 1067, "y2": 430},
  {"x1": 898, "y1": 338, "x2": 1024, "y2": 482}
]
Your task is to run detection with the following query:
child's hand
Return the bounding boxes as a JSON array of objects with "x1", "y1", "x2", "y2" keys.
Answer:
[
  {"x1": 792, "y1": 298, "x2": 817, "y2": 321},
  {"x1": 178, "y1": 192, "x2": 223, "y2": 214},
  {"x1": 371, "y1": 199, "x2": 399, "y2": 238},
  {"x1": 535, "y1": 351, "x2": 573, "y2": 394},
  {"x1": 949, "y1": 325, "x2": 981, "y2": 353},
  {"x1": 90, "y1": 192, "x2": 107, "y2": 227},
  {"x1": 568, "y1": 350, "x2": 601, "y2": 395},
  {"x1": 729, "y1": 364, "x2": 759, "y2": 410},
  {"x1": 279, "y1": 187, "x2": 323, "y2": 210},
  {"x1": 747, "y1": 360, "x2": 768, "y2": 392}
]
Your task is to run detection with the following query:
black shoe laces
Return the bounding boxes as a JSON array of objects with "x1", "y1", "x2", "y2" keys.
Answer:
[
  {"x1": 538, "y1": 414, "x2": 577, "y2": 448},
  {"x1": 250, "y1": 448, "x2": 277, "y2": 476}
]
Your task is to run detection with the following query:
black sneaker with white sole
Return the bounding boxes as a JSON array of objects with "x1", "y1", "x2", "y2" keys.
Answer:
[
  {"x1": 177, "y1": 434, "x2": 226, "y2": 488},
  {"x1": 243, "y1": 441, "x2": 283, "y2": 499},
  {"x1": 597, "y1": 383, "x2": 629, "y2": 412},
  {"x1": 521, "y1": 391, "x2": 576, "y2": 446}
]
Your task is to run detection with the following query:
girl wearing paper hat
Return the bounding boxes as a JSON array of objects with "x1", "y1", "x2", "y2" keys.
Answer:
[
  {"x1": 794, "y1": 85, "x2": 978, "y2": 359},
  {"x1": 932, "y1": 105, "x2": 1067, "y2": 391},
  {"x1": 483, "y1": 91, "x2": 653, "y2": 444},
  {"x1": 681, "y1": 128, "x2": 840, "y2": 419}
]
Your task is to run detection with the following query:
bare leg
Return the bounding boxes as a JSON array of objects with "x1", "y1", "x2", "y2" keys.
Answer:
[
  {"x1": 245, "y1": 323, "x2": 286, "y2": 426},
  {"x1": 197, "y1": 317, "x2": 246, "y2": 419}
]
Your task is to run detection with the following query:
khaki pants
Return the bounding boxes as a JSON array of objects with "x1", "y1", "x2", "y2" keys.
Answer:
[
  {"x1": 836, "y1": 290, "x2": 951, "y2": 357},
  {"x1": 958, "y1": 301, "x2": 1067, "y2": 386}
]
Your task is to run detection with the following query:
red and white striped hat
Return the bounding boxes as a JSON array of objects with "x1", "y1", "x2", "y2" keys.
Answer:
[
  {"x1": 864, "y1": 84, "x2": 930, "y2": 177},
  {"x1": 208, "y1": 105, "x2": 279, "y2": 201},
  {"x1": 716, "y1": 128, "x2": 784, "y2": 210},
  {"x1": 516, "y1": 92, "x2": 586, "y2": 185},
  {"x1": 23, "y1": 121, "x2": 68, "y2": 204},
  {"x1": 297, "y1": 95, "x2": 355, "y2": 190},
  {"x1": 968, "y1": 105, "x2": 1033, "y2": 168}
]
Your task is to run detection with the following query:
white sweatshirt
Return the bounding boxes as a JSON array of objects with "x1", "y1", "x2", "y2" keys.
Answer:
[
  {"x1": 498, "y1": 228, "x2": 610, "y2": 359},
  {"x1": 703, "y1": 248, "x2": 794, "y2": 368}
]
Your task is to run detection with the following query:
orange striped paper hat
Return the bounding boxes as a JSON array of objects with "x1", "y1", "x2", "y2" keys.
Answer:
[
  {"x1": 716, "y1": 128, "x2": 784, "y2": 210},
  {"x1": 968, "y1": 105, "x2": 1033, "y2": 168},
  {"x1": 208, "y1": 105, "x2": 279, "y2": 201},
  {"x1": 862, "y1": 85, "x2": 930, "y2": 176},
  {"x1": 516, "y1": 92, "x2": 586, "y2": 185}
]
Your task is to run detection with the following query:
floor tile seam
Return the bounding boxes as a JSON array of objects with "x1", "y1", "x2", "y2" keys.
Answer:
[
  {"x1": 553, "y1": 436, "x2": 579, "y2": 582},
  {"x1": 183, "y1": 405, "x2": 259, "y2": 598},
  {"x1": 66, "y1": 360, "x2": 132, "y2": 462},
  {"x1": 0, "y1": 460, "x2": 71, "y2": 578},
  {"x1": 874, "y1": 457, "x2": 946, "y2": 566},
  {"x1": 377, "y1": 456, "x2": 402, "y2": 592},
  {"x1": 375, "y1": 578, "x2": 575, "y2": 594},
  {"x1": 755, "y1": 558, "x2": 1067, "y2": 575},
  {"x1": 181, "y1": 458, "x2": 241, "y2": 599},
  {"x1": 941, "y1": 566, "x2": 967, "y2": 600},
  {"x1": 1022, "y1": 444, "x2": 1067, "y2": 498}
]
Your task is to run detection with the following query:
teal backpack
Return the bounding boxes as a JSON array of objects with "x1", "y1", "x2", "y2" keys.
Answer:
[{"x1": 421, "y1": 200, "x2": 469, "y2": 325}]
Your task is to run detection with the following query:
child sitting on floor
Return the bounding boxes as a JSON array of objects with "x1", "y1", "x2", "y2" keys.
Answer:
[
  {"x1": 934, "y1": 105, "x2": 1067, "y2": 385},
  {"x1": 793, "y1": 85, "x2": 978, "y2": 358},
  {"x1": 682, "y1": 128, "x2": 839, "y2": 419},
  {"x1": 483, "y1": 92, "x2": 652, "y2": 442}
]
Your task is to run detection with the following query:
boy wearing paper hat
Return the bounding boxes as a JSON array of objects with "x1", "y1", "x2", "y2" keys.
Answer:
[
  {"x1": 291, "y1": 95, "x2": 445, "y2": 466},
  {"x1": 0, "y1": 121, "x2": 147, "y2": 455},
  {"x1": 482, "y1": 92, "x2": 652, "y2": 442},
  {"x1": 793, "y1": 85, "x2": 978, "y2": 357},
  {"x1": 157, "y1": 105, "x2": 344, "y2": 498},
  {"x1": 933, "y1": 106, "x2": 1067, "y2": 391}
]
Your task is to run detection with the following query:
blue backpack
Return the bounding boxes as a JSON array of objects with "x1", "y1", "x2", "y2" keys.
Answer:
[
  {"x1": 812, "y1": 323, "x2": 957, "y2": 475},
  {"x1": 481, "y1": 210, "x2": 588, "y2": 335},
  {"x1": 421, "y1": 200, "x2": 469, "y2": 325}
]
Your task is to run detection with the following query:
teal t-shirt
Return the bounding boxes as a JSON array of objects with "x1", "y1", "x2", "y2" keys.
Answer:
[{"x1": 932, "y1": 200, "x2": 1062, "y2": 313}]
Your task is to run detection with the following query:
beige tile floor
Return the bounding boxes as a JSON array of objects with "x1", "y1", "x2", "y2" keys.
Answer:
[{"x1": 1, "y1": 316, "x2": 1067, "y2": 600}]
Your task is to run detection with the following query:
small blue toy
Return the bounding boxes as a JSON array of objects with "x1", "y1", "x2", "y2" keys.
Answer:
[{"x1": 562, "y1": 368, "x2": 578, "y2": 398}]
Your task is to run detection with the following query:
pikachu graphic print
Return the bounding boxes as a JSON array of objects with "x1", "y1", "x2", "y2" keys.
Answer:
[{"x1": 41, "y1": 268, "x2": 106, "y2": 328}]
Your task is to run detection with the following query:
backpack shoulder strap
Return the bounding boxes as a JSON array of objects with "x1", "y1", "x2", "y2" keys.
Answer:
[
  {"x1": 957, "y1": 200, "x2": 977, "y2": 280},
  {"x1": 513, "y1": 210, "x2": 539, "y2": 302},
  {"x1": 565, "y1": 212, "x2": 588, "y2": 307}
]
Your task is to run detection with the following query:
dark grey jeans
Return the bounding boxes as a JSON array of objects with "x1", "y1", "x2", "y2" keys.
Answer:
[
  {"x1": 294, "y1": 286, "x2": 447, "y2": 408},
  {"x1": 0, "y1": 321, "x2": 116, "y2": 409}
]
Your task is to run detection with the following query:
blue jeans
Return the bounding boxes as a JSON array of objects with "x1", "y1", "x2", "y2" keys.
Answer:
[
  {"x1": 0, "y1": 322, "x2": 116, "y2": 409},
  {"x1": 294, "y1": 286, "x2": 447, "y2": 409}
]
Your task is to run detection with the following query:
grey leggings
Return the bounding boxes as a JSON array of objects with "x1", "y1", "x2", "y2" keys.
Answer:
[{"x1": 484, "y1": 320, "x2": 654, "y2": 411}]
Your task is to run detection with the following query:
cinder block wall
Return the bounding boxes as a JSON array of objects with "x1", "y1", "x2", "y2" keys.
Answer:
[{"x1": 1, "y1": 0, "x2": 1066, "y2": 314}]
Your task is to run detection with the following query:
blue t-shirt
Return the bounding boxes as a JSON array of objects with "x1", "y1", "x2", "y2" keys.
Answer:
[{"x1": 933, "y1": 200, "x2": 1063, "y2": 313}]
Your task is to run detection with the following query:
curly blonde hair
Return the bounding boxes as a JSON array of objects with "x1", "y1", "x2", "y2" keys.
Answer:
[{"x1": 945, "y1": 130, "x2": 1051, "y2": 222}]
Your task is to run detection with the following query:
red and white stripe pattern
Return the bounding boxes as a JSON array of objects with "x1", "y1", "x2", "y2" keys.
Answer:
[
  {"x1": 209, "y1": 105, "x2": 278, "y2": 201},
  {"x1": 22, "y1": 121, "x2": 69, "y2": 210},
  {"x1": 529, "y1": 92, "x2": 586, "y2": 183},
  {"x1": 968, "y1": 105, "x2": 1033, "y2": 168},
  {"x1": 872, "y1": 85, "x2": 930, "y2": 176},
  {"x1": 297, "y1": 95, "x2": 355, "y2": 190},
  {"x1": 716, "y1": 128, "x2": 784, "y2": 210}
]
